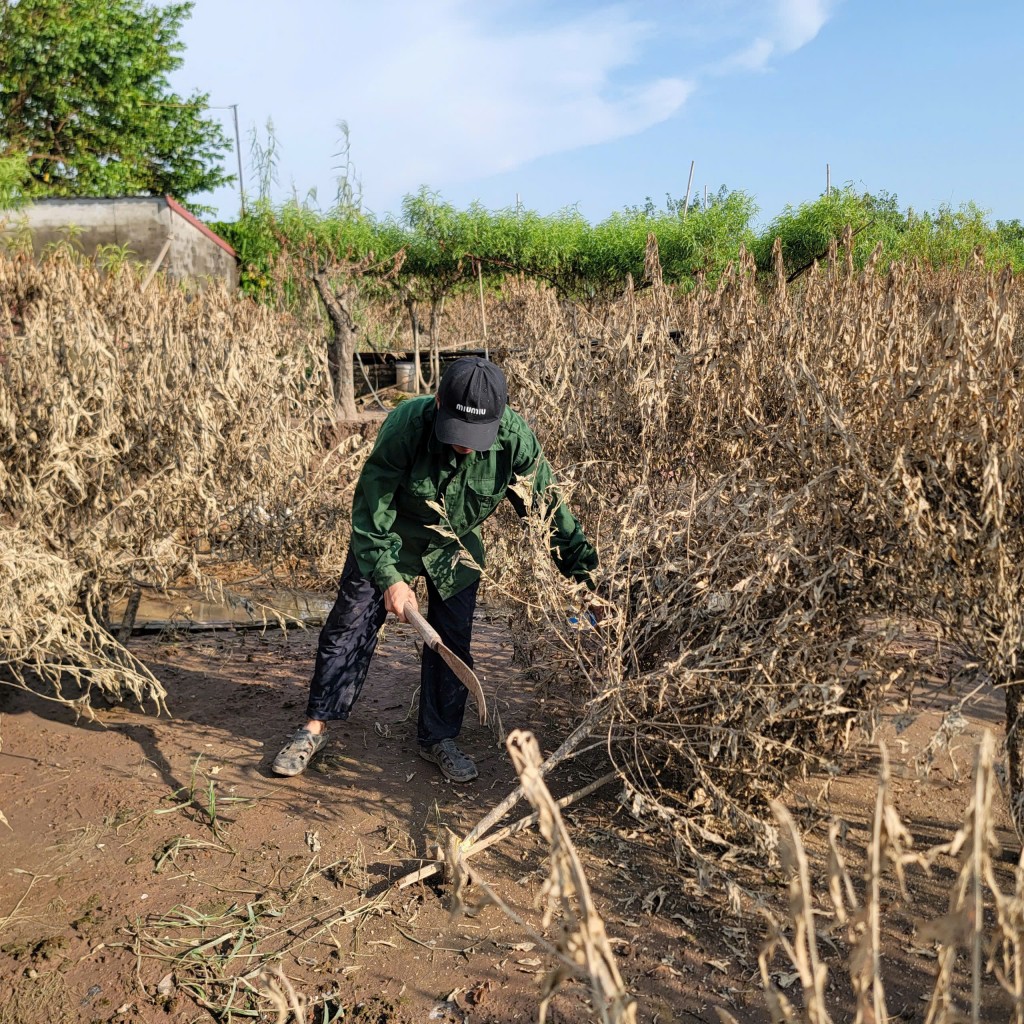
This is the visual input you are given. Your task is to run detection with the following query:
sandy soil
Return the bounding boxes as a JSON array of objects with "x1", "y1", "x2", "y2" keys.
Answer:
[{"x1": 0, "y1": 612, "x2": 1019, "y2": 1023}]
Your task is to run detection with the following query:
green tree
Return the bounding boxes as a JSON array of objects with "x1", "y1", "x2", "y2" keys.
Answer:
[
  {"x1": 0, "y1": 151, "x2": 30, "y2": 209},
  {"x1": 753, "y1": 188, "x2": 879, "y2": 277},
  {"x1": 590, "y1": 188, "x2": 756, "y2": 290},
  {"x1": 0, "y1": 0, "x2": 231, "y2": 199},
  {"x1": 894, "y1": 202, "x2": 1021, "y2": 270},
  {"x1": 996, "y1": 218, "x2": 1024, "y2": 268}
]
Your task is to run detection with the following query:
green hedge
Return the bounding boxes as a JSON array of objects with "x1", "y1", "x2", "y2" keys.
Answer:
[{"x1": 211, "y1": 185, "x2": 1024, "y2": 310}]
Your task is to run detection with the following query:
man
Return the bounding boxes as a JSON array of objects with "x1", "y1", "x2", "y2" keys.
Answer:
[{"x1": 272, "y1": 356, "x2": 598, "y2": 783}]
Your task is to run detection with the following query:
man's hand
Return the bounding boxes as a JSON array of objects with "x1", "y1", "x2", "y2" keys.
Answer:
[
  {"x1": 385, "y1": 581, "x2": 418, "y2": 623},
  {"x1": 585, "y1": 581, "x2": 615, "y2": 625},
  {"x1": 586, "y1": 594, "x2": 615, "y2": 624}
]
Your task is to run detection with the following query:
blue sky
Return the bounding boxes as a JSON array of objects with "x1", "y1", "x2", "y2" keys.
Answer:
[{"x1": 174, "y1": 1, "x2": 1024, "y2": 227}]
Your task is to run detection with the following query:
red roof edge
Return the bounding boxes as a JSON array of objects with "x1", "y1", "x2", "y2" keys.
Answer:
[{"x1": 165, "y1": 196, "x2": 237, "y2": 259}]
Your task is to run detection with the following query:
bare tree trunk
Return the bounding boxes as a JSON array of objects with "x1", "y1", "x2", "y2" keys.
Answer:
[
  {"x1": 313, "y1": 273, "x2": 359, "y2": 421},
  {"x1": 428, "y1": 296, "x2": 444, "y2": 388},
  {"x1": 404, "y1": 290, "x2": 423, "y2": 394}
]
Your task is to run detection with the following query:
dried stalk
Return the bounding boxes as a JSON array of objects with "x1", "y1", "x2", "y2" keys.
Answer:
[
  {"x1": 451, "y1": 729, "x2": 636, "y2": 1024},
  {"x1": 0, "y1": 251, "x2": 361, "y2": 714},
  {"x1": 754, "y1": 732, "x2": 1024, "y2": 1024}
]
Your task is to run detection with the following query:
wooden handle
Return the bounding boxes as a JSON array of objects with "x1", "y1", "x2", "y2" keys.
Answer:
[{"x1": 404, "y1": 605, "x2": 439, "y2": 649}]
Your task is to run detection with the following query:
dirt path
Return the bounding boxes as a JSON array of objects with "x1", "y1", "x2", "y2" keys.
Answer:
[{"x1": 0, "y1": 614, "x2": 1019, "y2": 1023}]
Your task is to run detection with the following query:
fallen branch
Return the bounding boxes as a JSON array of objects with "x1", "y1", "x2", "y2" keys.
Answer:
[
  {"x1": 454, "y1": 729, "x2": 636, "y2": 1024},
  {"x1": 396, "y1": 708, "x2": 608, "y2": 889},
  {"x1": 397, "y1": 768, "x2": 617, "y2": 889},
  {"x1": 465, "y1": 708, "x2": 608, "y2": 847}
]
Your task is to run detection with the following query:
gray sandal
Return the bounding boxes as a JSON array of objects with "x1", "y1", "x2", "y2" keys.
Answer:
[
  {"x1": 272, "y1": 728, "x2": 327, "y2": 776},
  {"x1": 419, "y1": 738, "x2": 478, "y2": 783}
]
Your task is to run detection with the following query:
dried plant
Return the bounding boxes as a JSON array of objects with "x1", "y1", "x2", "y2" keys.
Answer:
[
  {"x1": 0, "y1": 526, "x2": 166, "y2": 713},
  {"x1": 0, "y1": 249, "x2": 363, "y2": 716},
  {"x1": 6, "y1": 232, "x2": 1024, "y2": 916},
  {"x1": 254, "y1": 967, "x2": 308, "y2": 1024},
  {"x1": 449, "y1": 728, "x2": 636, "y2": 1024},
  {"x1": 478, "y1": 246, "x2": 1024, "y2": 887},
  {"x1": 756, "y1": 732, "x2": 1024, "y2": 1024}
]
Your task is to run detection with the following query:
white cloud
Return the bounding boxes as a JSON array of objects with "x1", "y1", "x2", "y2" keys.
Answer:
[
  {"x1": 309, "y1": 3, "x2": 694, "y2": 208},
  {"x1": 712, "y1": 0, "x2": 836, "y2": 74},
  {"x1": 176, "y1": 0, "x2": 836, "y2": 216},
  {"x1": 723, "y1": 38, "x2": 776, "y2": 72},
  {"x1": 775, "y1": 0, "x2": 833, "y2": 52}
]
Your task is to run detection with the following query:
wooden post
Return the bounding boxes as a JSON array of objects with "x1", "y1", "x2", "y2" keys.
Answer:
[
  {"x1": 476, "y1": 259, "x2": 489, "y2": 359},
  {"x1": 827, "y1": 163, "x2": 831, "y2": 197},
  {"x1": 231, "y1": 104, "x2": 246, "y2": 217},
  {"x1": 141, "y1": 237, "x2": 172, "y2": 292},
  {"x1": 682, "y1": 160, "x2": 695, "y2": 219},
  {"x1": 117, "y1": 588, "x2": 142, "y2": 644}
]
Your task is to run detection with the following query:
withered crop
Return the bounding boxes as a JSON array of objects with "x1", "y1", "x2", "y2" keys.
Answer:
[
  {"x1": 0, "y1": 250, "x2": 361, "y2": 712},
  {"x1": 3, "y1": 239, "x2": 1023, "y2": 886}
]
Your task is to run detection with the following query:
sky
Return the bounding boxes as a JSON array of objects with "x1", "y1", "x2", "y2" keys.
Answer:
[{"x1": 173, "y1": 1, "x2": 1024, "y2": 228}]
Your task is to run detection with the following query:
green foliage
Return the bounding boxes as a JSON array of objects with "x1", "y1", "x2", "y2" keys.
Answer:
[
  {"x1": 399, "y1": 189, "x2": 477, "y2": 296},
  {"x1": 0, "y1": 152, "x2": 30, "y2": 210},
  {"x1": 996, "y1": 219, "x2": 1024, "y2": 268},
  {"x1": 753, "y1": 187, "x2": 879, "y2": 275},
  {"x1": 582, "y1": 188, "x2": 757, "y2": 290},
  {"x1": 996, "y1": 218, "x2": 1024, "y2": 245},
  {"x1": 215, "y1": 181, "x2": 1019, "y2": 316},
  {"x1": 217, "y1": 183, "x2": 759, "y2": 317},
  {"x1": 94, "y1": 242, "x2": 138, "y2": 272},
  {"x1": 891, "y1": 202, "x2": 1024, "y2": 270},
  {"x1": 754, "y1": 188, "x2": 1022, "y2": 277},
  {"x1": 214, "y1": 196, "x2": 386, "y2": 308},
  {"x1": 0, "y1": 0, "x2": 231, "y2": 199}
]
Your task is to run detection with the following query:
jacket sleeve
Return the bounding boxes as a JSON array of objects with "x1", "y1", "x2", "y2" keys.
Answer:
[
  {"x1": 506, "y1": 424, "x2": 598, "y2": 586},
  {"x1": 350, "y1": 410, "x2": 416, "y2": 591}
]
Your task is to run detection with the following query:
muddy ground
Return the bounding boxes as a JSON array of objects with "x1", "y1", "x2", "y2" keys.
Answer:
[{"x1": 0, "y1": 611, "x2": 1019, "y2": 1023}]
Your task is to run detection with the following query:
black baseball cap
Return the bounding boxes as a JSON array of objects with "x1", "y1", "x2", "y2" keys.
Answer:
[{"x1": 434, "y1": 357, "x2": 508, "y2": 451}]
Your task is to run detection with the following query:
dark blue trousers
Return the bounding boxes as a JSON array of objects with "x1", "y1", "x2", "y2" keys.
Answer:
[{"x1": 305, "y1": 549, "x2": 478, "y2": 747}]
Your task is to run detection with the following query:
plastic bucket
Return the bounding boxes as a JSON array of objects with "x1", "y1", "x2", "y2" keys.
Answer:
[{"x1": 395, "y1": 361, "x2": 416, "y2": 391}]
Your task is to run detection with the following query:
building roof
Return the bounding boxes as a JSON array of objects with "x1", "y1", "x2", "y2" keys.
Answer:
[{"x1": 164, "y1": 196, "x2": 236, "y2": 259}]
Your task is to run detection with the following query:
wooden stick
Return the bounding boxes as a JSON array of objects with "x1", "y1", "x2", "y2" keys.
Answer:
[
  {"x1": 395, "y1": 710, "x2": 608, "y2": 889},
  {"x1": 117, "y1": 587, "x2": 142, "y2": 644},
  {"x1": 465, "y1": 770, "x2": 618, "y2": 859},
  {"x1": 464, "y1": 708, "x2": 604, "y2": 847},
  {"x1": 141, "y1": 237, "x2": 172, "y2": 292},
  {"x1": 396, "y1": 770, "x2": 616, "y2": 890}
]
